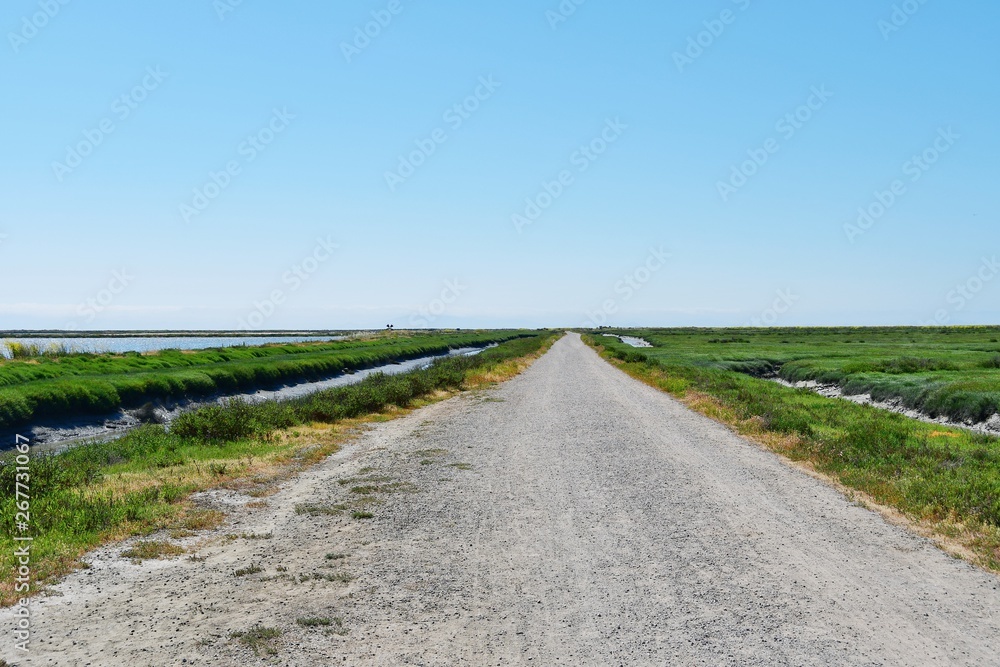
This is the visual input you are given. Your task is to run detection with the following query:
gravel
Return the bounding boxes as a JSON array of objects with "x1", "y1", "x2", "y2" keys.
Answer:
[{"x1": 3, "y1": 333, "x2": 999, "y2": 665}]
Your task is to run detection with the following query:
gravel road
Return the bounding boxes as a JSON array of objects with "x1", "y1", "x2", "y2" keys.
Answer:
[{"x1": 3, "y1": 333, "x2": 999, "y2": 666}]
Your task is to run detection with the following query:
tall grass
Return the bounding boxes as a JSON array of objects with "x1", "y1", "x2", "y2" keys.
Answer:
[{"x1": 1, "y1": 341, "x2": 76, "y2": 360}]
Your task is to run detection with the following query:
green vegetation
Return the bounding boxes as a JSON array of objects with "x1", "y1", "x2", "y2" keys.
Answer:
[
  {"x1": 601, "y1": 327, "x2": 1000, "y2": 423},
  {"x1": 296, "y1": 615, "x2": 347, "y2": 634},
  {"x1": 120, "y1": 540, "x2": 185, "y2": 562},
  {"x1": 230, "y1": 625, "x2": 282, "y2": 656},
  {"x1": 2, "y1": 340, "x2": 75, "y2": 359},
  {"x1": 0, "y1": 330, "x2": 527, "y2": 429},
  {"x1": 300, "y1": 571, "x2": 352, "y2": 583},
  {"x1": 586, "y1": 328, "x2": 1000, "y2": 570},
  {"x1": 0, "y1": 331, "x2": 557, "y2": 604}
]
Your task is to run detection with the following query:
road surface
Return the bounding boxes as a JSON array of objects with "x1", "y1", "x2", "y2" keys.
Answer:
[{"x1": 4, "y1": 333, "x2": 999, "y2": 665}]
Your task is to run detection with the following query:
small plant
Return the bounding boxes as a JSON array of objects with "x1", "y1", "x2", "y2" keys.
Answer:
[
  {"x1": 233, "y1": 564, "x2": 264, "y2": 577},
  {"x1": 238, "y1": 531, "x2": 273, "y2": 540},
  {"x1": 299, "y1": 571, "x2": 352, "y2": 583},
  {"x1": 121, "y1": 541, "x2": 184, "y2": 562},
  {"x1": 330, "y1": 617, "x2": 349, "y2": 636},
  {"x1": 351, "y1": 510, "x2": 374, "y2": 520},
  {"x1": 230, "y1": 625, "x2": 282, "y2": 656},
  {"x1": 296, "y1": 616, "x2": 332, "y2": 627},
  {"x1": 227, "y1": 530, "x2": 265, "y2": 539},
  {"x1": 325, "y1": 552, "x2": 347, "y2": 560},
  {"x1": 295, "y1": 503, "x2": 343, "y2": 516},
  {"x1": 174, "y1": 509, "x2": 225, "y2": 532}
]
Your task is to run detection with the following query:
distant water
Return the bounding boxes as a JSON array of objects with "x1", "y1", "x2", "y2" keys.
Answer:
[
  {"x1": 601, "y1": 334, "x2": 653, "y2": 348},
  {"x1": 0, "y1": 335, "x2": 345, "y2": 358}
]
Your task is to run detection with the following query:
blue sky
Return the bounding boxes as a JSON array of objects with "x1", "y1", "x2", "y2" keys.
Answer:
[{"x1": 1, "y1": 0, "x2": 997, "y2": 330}]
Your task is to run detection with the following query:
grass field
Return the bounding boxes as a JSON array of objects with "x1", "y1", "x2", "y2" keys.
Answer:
[
  {"x1": 0, "y1": 330, "x2": 528, "y2": 430},
  {"x1": 0, "y1": 331, "x2": 557, "y2": 605},
  {"x1": 585, "y1": 327, "x2": 1000, "y2": 571},
  {"x1": 608, "y1": 327, "x2": 1000, "y2": 424}
]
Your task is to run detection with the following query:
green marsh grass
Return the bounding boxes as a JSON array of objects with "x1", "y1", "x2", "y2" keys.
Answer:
[{"x1": 0, "y1": 330, "x2": 530, "y2": 429}]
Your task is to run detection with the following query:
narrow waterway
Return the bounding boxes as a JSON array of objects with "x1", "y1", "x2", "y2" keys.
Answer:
[
  {"x1": 7, "y1": 346, "x2": 489, "y2": 454},
  {"x1": 601, "y1": 333, "x2": 652, "y2": 348}
]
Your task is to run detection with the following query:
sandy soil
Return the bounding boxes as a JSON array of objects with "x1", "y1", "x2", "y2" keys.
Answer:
[{"x1": 2, "y1": 333, "x2": 999, "y2": 665}]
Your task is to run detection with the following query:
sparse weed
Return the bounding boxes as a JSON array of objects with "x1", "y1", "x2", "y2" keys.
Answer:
[
  {"x1": 121, "y1": 541, "x2": 184, "y2": 562},
  {"x1": 230, "y1": 625, "x2": 282, "y2": 656}
]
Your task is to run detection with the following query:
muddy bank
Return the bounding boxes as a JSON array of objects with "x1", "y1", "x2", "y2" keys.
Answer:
[
  {"x1": 6, "y1": 346, "x2": 489, "y2": 454},
  {"x1": 771, "y1": 377, "x2": 1000, "y2": 436}
]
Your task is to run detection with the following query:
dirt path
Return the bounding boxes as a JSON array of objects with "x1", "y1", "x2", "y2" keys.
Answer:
[{"x1": 4, "y1": 333, "x2": 1000, "y2": 665}]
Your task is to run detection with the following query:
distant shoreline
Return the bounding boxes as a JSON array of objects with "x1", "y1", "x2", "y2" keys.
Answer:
[{"x1": 0, "y1": 330, "x2": 357, "y2": 338}]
